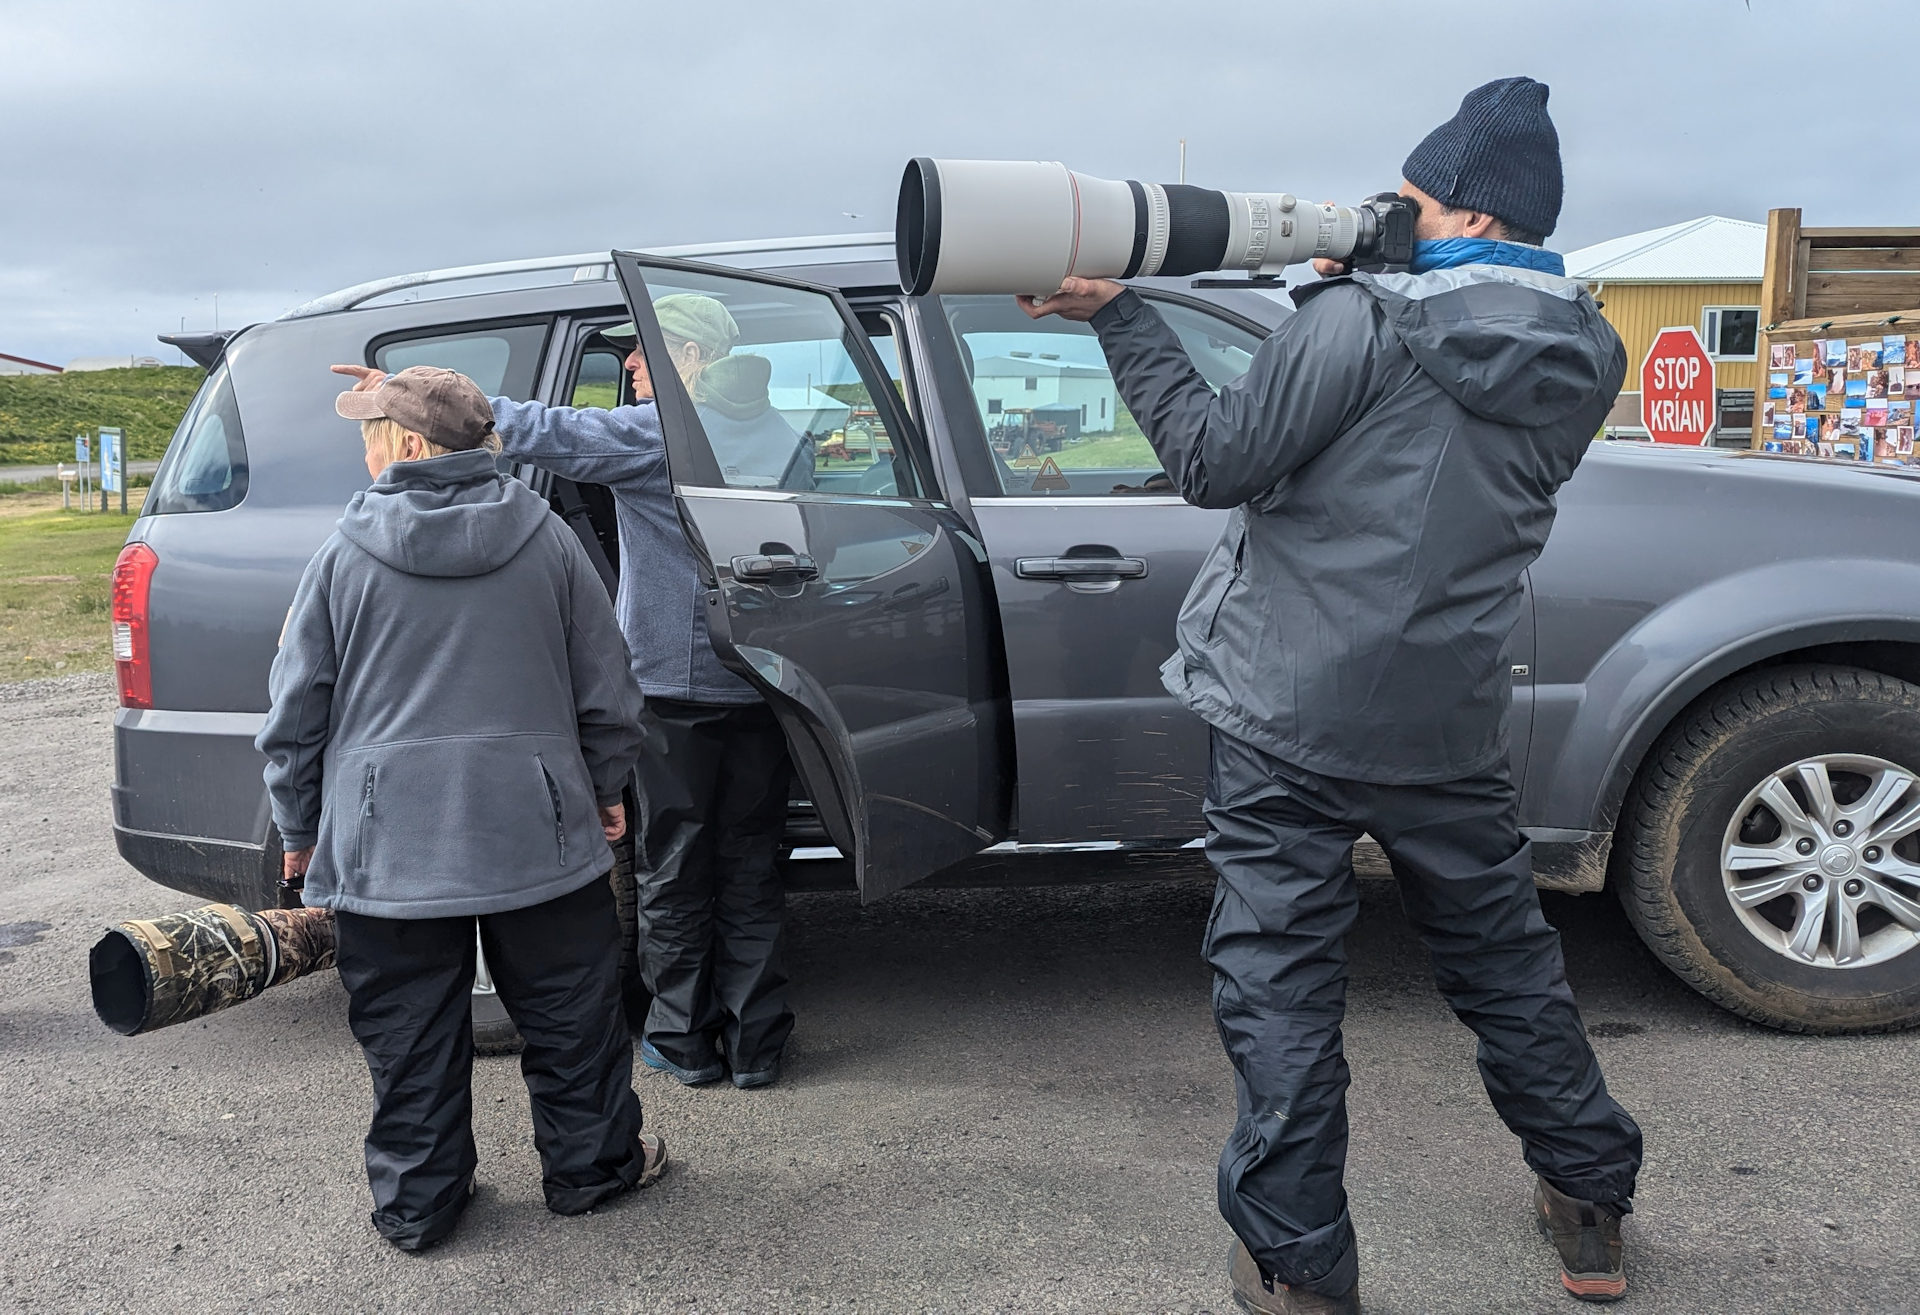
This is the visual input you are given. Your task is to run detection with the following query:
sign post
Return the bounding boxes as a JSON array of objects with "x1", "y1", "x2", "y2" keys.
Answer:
[
  {"x1": 99, "y1": 427, "x2": 124, "y2": 513},
  {"x1": 74, "y1": 434, "x2": 91, "y2": 510},
  {"x1": 1640, "y1": 327, "x2": 1717, "y2": 446}
]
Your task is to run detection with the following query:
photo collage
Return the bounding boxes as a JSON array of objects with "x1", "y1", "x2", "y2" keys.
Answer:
[{"x1": 1761, "y1": 333, "x2": 1920, "y2": 463}]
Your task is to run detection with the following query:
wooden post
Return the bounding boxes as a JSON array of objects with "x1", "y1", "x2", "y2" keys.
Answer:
[{"x1": 1754, "y1": 208, "x2": 1802, "y2": 448}]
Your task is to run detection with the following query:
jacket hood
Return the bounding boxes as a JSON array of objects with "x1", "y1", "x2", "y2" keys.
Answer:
[
  {"x1": 1347, "y1": 266, "x2": 1624, "y2": 428},
  {"x1": 337, "y1": 448, "x2": 549, "y2": 578}
]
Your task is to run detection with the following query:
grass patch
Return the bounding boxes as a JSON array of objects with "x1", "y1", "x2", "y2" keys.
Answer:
[
  {"x1": 1045, "y1": 433, "x2": 1161, "y2": 471},
  {"x1": 0, "y1": 491, "x2": 147, "y2": 682},
  {"x1": 0, "y1": 366, "x2": 204, "y2": 465},
  {"x1": 0, "y1": 473, "x2": 152, "y2": 498}
]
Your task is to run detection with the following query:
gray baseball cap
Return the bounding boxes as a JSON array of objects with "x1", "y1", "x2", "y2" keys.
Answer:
[{"x1": 335, "y1": 366, "x2": 496, "y2": 450}]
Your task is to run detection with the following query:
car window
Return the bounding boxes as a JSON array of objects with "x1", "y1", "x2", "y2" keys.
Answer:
[
  {"x1": 372, "y1": 320, "x2": 548, "y2": 400},
  {"x1": 570, "y1": 344, "x2": 624, "y2": 410},
  {"x1": 629, "y1": 268, "x2": 918, "y2": 498},
  {"x1": 939, "y1": 295, "x2": 1263, "y2": 496},
  {"x1": 145, "y1": 361, "x2": 248, "y2": 515}
]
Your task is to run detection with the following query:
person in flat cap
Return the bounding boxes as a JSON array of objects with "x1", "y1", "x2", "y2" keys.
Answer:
[
  {"x1": 333, "y1": 294, "x2": 810, "y2": 1100},
  {"x1": 1020, "y1": 77, "x2": 1642, "y2": 1311},
  {"x1": 260, "y1": 364, "x2": 663, "y2": 1251}
]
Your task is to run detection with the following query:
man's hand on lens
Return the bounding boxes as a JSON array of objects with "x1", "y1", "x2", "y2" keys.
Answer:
[
  {"x1": 330, "y1": 364, "x2": 388, "y2": 391},
  {"x1": 599, "y1": 802, "x2": 627, "y2": 843},
  {"x1": 282, "y1": 846, "x2": 314, "y2": 884},
  {"x1": 1017, "y1": 277, "x2": 1125, "y2": 322}
]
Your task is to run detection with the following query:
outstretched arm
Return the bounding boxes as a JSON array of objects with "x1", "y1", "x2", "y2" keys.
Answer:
[
  {"x1": 1019, "y1": 280, "x2": 1379, "y2": 509},
  {"x1": 328, "y1": 365, "x2": 666, "y2": 489}
]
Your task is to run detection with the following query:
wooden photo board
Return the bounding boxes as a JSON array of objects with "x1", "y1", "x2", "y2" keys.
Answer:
[{"x1": 1752, "y1": 207, "x2": 1920, "y2": 465}]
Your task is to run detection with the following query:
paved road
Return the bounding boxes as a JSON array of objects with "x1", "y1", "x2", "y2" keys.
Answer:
[
  {"x1": 0, "y1": 460, "x2": 162, "y2": 484},
  {"x1": 1, "y1": 674, "x2": 1915, "y2": 1313}
]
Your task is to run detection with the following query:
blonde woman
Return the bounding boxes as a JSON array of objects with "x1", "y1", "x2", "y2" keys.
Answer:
[{"x1": 257, "y1": 366, "x2": 662, "y2": 1251}]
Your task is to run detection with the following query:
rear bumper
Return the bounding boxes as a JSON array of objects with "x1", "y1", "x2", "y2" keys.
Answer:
[
  {"x1": 113, "y1": 826, "x2": 279, "y2": 910},
  {"x1": 112, "y1": 705, "x2": 277, "y2": 908}
]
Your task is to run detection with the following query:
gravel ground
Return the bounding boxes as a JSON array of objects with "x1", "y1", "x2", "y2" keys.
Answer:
[{"x1": 0, "y1": 674, "x2": 1916, "y2": 1314}]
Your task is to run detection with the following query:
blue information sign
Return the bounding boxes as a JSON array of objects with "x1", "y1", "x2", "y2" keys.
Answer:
[{"x1": 99, "y1": 428, "x2": 123, "y2": 494}]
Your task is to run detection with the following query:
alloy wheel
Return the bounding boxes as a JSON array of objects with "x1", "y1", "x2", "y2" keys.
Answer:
[{"x1": 1721, "y1": 753, "x2": 1920, "y2": 969}]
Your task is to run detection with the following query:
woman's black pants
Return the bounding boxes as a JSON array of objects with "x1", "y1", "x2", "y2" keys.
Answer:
[
  {"x1": 333, "y1": 877, "x2": 648, "y2": 1249},
  {"x1": 633, "y1": 697, "x2": 796, "y2": 1078}
]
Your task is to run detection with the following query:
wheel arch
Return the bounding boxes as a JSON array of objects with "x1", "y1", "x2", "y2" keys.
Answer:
[{"x1": 1529, "y1": 561, "x2": 1920, "y2": 869}]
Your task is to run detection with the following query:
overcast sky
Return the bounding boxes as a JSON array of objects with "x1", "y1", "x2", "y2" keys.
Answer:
[{"x1": 2, "y1": 0, "x2": 1897, "y2": 365}]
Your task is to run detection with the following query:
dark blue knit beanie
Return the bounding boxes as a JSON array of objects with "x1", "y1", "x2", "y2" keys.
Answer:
[{"x1": 1402, "y1": 76, "x2": 1563, "y2": 240}]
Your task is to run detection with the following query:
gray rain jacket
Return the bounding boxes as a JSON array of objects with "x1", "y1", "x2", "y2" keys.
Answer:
[
  {"x1": 1090, "y1": 266, "x2": 1626, "y2": 785},
  {"x1": 257, "y1": 448, "x2": 647, "y2": 918}
]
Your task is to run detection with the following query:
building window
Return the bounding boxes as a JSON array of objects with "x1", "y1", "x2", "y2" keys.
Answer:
[
  {"x1": 986, "y1": 398, "x2": 1002, "y2": 414},
  {"x1": 1024, "y1": 376, "x2": 1039, "y2": 391},
  {"x1": 1702, "y1": 306, "x2": 1760, "y2": 361}
]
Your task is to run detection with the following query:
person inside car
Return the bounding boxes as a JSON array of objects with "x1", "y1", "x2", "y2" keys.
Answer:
[
  {"x1": 334, "y1": 295, "x2": 801, "y2": 1094},
  {"x1": 259, "y1": 365, "x2": 663, "y2": 1251},
  {"x1": 1021, "y1": 78, "x2": 1643, "y2": 1312}
]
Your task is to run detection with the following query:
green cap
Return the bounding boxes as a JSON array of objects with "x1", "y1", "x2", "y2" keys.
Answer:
[
  {"x1": 655, "y1": 294, "x2": 740, "y2": 358},
  {"x1": 599, "y1": 295, "x2": 741, "y2": 358}
]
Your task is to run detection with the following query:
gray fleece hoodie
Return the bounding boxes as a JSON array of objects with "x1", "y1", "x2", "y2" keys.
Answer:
[{"x1": 257, "y1": 449, "x2": 646, "y2": 918}]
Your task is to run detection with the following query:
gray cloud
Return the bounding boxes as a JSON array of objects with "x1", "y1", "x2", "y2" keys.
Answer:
[{"x1": 2, "y1": 0, "x2": 1892, "y2": 363}]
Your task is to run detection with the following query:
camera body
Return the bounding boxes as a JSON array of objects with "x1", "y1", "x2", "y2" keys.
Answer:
[{"x1": 897, "y1": 160, "x2": 1422, "y2": 296}]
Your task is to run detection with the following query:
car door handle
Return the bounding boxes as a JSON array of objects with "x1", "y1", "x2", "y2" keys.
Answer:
[
  {"x1": 732, "y1": 553, "x2": 820, "y2": 583},
  {"x1": 1015, "y1": 556, "x2": 1147, "y2": 580}
]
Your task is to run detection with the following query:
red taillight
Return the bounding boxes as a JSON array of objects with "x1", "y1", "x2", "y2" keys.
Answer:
[{"x1": 110, "y1": 543, "x2": 158, "y2": 709}]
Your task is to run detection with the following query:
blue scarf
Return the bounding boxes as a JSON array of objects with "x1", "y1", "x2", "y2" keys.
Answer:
[{"x1": 1407, "y1": 237, "x2": 1566, "y2": 276}]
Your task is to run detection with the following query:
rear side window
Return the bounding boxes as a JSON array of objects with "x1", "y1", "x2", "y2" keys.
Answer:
[
  {"x1": 145, "y1": 362, "x2": 248, "y2": 515},
  {"x1": 372, "y1": 321, "x2": 548, "y2": 399}
]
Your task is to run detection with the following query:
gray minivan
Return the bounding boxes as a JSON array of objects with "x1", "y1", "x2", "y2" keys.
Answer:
[{"x1": 113, "y1": 235, "x2": 1920, "y2": 1034}]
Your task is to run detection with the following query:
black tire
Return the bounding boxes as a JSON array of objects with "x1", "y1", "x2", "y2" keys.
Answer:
[
  {"x1": 1616, "y1": 663, "x2": 1920, "y2": 1033},
  {"x1": 471, "y1": 844, "x2": 642, "y2": 1057},
  {"x1": 471, "y1": 993, "x2": 524, "y2": 1057}
]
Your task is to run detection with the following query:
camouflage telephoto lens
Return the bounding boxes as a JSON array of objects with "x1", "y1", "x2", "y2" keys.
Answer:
[{"x1": 90, "y1": 903, "x2": 337, "y2": 1036}]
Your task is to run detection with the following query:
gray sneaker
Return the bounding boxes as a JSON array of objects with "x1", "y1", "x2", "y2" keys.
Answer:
[
  {"x1": 1534, "y1": 1177, "x2": 1627, "y2": 1302},
  {"x1": 1229, "y1": 1240, "x2": 1360, "y2": 1315}
]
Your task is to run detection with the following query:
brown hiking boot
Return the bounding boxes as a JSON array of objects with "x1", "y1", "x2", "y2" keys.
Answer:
[
  {"x1": 1229, "y1": 1239, "x2": 1360, "y2": 1315},
  {"x1": 1534, "y1": 1177, "x2": 1627, "y2": 1302}
]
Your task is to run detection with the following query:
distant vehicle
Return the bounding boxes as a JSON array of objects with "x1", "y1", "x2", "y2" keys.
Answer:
[{"x1": 116, "y1": 235, "x2": 1920, "y2": 1036}]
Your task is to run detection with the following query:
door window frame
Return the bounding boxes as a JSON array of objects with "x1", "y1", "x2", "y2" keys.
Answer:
[
  {"x1": 918, "y1": 288, "x2": 1275, "y2": 503},
  {"x1": 364, "y1": 314, "x2": 555, "y2": 402},
  {"x1": 613, "y1": 252, "x2": 943, "y2": 506}
]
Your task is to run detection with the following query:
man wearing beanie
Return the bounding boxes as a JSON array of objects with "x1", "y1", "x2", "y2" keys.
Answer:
[{"x1": 1022, "y1": 77, "x2": 1642, "y2": 1311}]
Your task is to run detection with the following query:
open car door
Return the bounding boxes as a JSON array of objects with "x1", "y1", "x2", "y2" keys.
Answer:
[{"x1": 611, "y1": 252, "x2": 1011, "y2": 900}]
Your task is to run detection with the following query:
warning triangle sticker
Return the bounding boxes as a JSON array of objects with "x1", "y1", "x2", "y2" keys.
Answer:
[{"x1": 1030, "y1": 456, "x2": 1071, "y2": 492}]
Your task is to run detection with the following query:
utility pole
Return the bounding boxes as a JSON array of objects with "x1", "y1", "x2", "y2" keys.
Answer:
[
  {"x1": 213, "y1": 293, "x2": 219, "y2": 332},
  {"x1": 1179, "y1": 139, "x2": 1187, "y2": 185}
]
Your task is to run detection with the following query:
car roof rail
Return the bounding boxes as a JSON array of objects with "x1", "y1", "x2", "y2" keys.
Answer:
[{"x1": 284, "y1": 233, "x2": 895, "y2": 319}]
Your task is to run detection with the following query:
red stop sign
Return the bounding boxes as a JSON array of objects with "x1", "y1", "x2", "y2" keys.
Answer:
[{"x1": 1640, "y1": 326, "x2": 1716, "y2": 445}]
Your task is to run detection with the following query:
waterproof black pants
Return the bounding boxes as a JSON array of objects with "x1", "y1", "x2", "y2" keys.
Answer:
[
  {"x1": 1203, "y1": 729, "x2": 1643, "y2": 1296},
  {"x1": 334, "y1": 877, "x2": 648, "y2": 1249},
  {"x1": 635, "y1": 697, "x2": 795, "y2": 1077}
]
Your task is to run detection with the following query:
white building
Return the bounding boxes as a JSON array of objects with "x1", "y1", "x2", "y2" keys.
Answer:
[
  {"x1": 0, "y1": 352, "x2": 62, "y2": 376},
  {"x1": 65, "y1": 355, "x2": 165, "y2": 372},
  {"x1": 767, "y1": 385, "x2": 852, "y2": 436},
  {"x1": 971, "y1": 353, "x2": 1120, "y2": 434}
]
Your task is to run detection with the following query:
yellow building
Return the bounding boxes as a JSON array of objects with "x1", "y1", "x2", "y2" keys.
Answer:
[{"x1": 1564, "y1": 216, "x2": 1766, "y2": 443}]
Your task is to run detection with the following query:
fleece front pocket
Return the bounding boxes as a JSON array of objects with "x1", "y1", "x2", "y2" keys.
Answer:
[{"x1": 535, "y1": 755, "x2": 567, "y2": 866}]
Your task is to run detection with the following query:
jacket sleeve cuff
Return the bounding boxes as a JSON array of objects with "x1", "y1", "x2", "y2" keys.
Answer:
[
  {"x1": 595, "y1": 790, "x2": 626, "y2": 808},
  {"x1": 279, "y1": 829, "x2": 318, "y2": 852},
  {"x1": 1089, "y1": 288, "x2": 1146, "y2": 335}
]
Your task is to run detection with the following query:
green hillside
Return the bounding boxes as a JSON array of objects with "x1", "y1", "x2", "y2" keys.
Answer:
[{"x1": 0, "y1": 366, "x2": 205, "y2": 465}]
